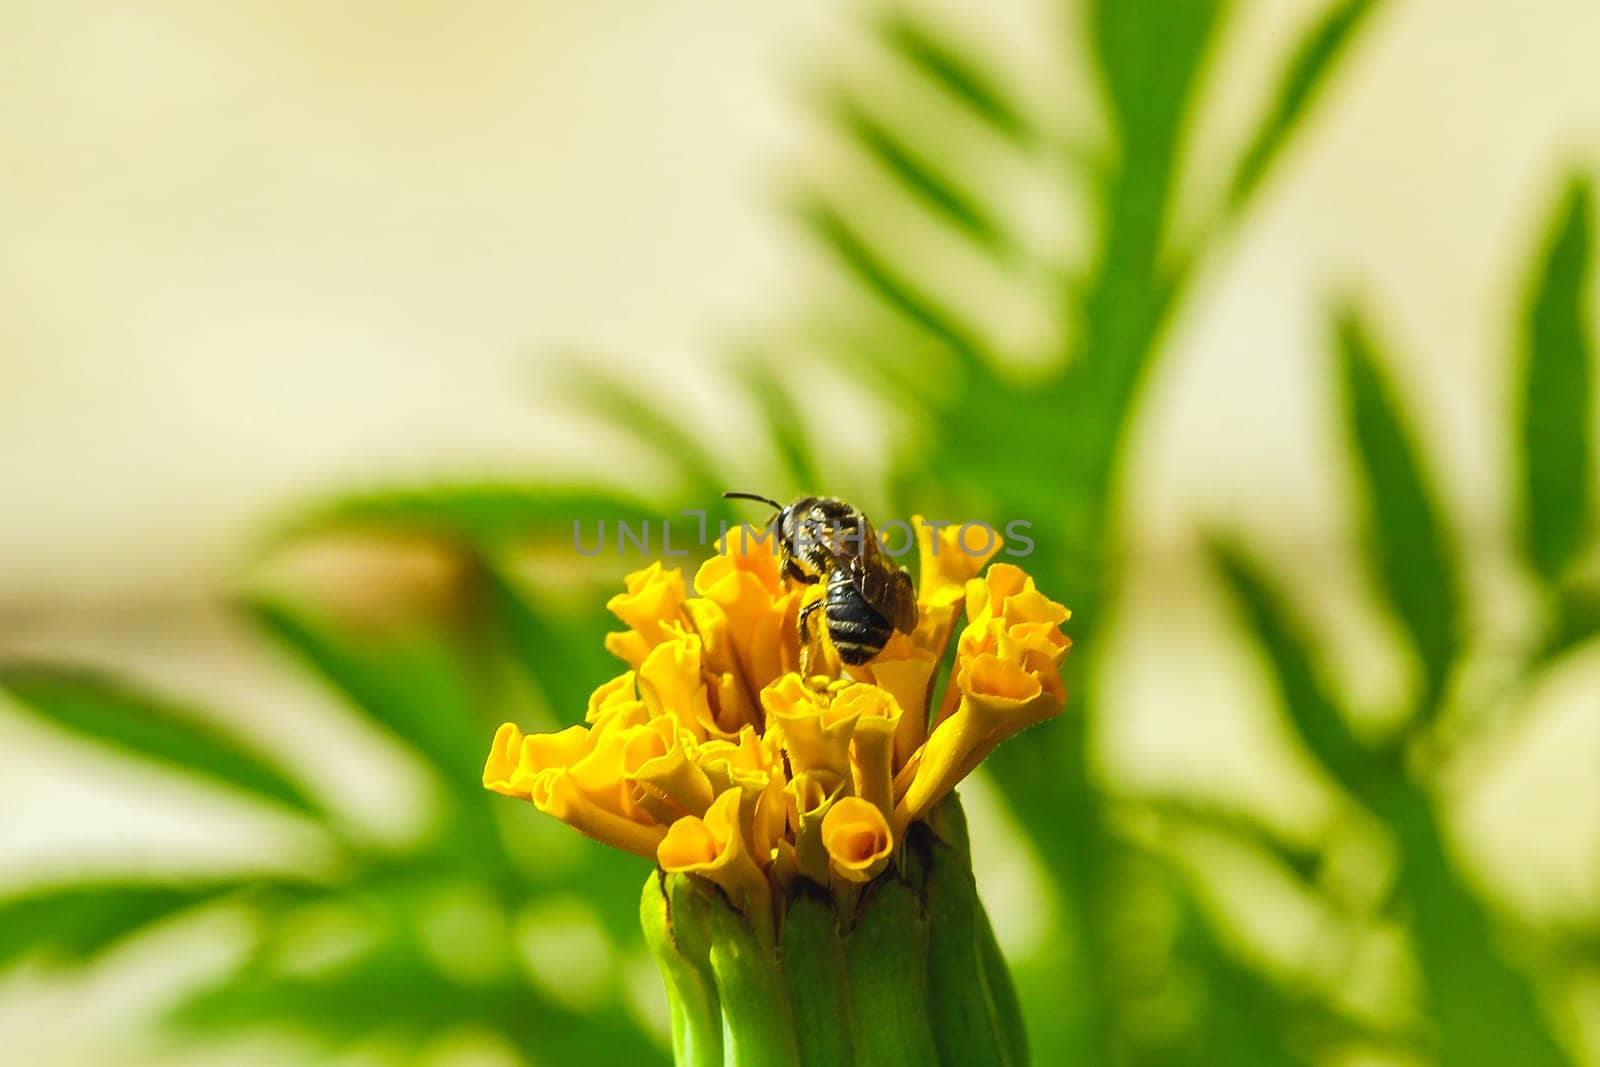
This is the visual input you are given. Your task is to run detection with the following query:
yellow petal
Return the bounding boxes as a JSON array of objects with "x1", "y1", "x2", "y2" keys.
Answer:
[
  {"x1": 709, "y1": 671, "x2": 756, "y2": 738},
  {"x1": 683, "y1": 597, "x2": 730, "y2": 657},
  {"x1": 893, "y1": 707, "x2": 988, "y2": 833},
  {"x1": 828, "y1": 684, "x2": 901, "y2": 818},
  {"x1": 607, "y1": 561, "x2": 687, "y2": 635},
  {"x1": 628, "y1": 721, "x2": 715, "y2": 823},
  {"x1": 603, "y1": 630, "x2": 654, "y2": 670},
  {"x1": 604, "y1": 563, "x2": 690, "y2": 669},
  {"x1": 483, "y1": 722, "x2": 526, "y2": 796},
  {"x1": 895, "y1": 653, "x2": 1062, "y2": 829},
  {"x1": 934, "y1": 564, "x2": 1071, "y2": 733},
  {"x1": 963, "y1": 564, "x2": 1070, "y2": 637},
  {"x1": 821, "y1": 796, "x2": 893, "y2": 884},
  {"x1": 522, "y1": 724, "x2": 594, "y2": 775},
  {"x1": 657, "y1": 811, "x2": 721, "y2": 867},
  {"x1": 764, "y1": 676, "x2": 856, "y2": 780},
  {"x1": 637, "y1": 632, "x2": 714, "y2": 738},
  {"x1": 530, "y1": 770, "x2": 666, "y2": 858},
  {"x1": 752, "y1": 763, "x2": 790, "y2": 863},
  {"x1": 694, "y1": 535, "x2": 801, "y2": 697},
  {"x1": 656, "y1": 788, "x2": 770, "y2": 914},
  {"x1": 760, "y1": 672, "x2": 827, "y2": 720},
  {"x1": 566, "y1": 723, "x2": 641, "y2": 817},
  {"x1": 852, "y1": 651, "x2": 938, "y2": 766},
  {"x1": 786, "y1": 771, "x2": 843, "y2": 884},
  {"x1": 586, "y1": 672, "x2": 641, "y2": 723},
  {"x1": 701, "y1": 525, "x2": 785, "y2": 594},
  {"x1": 963, "y1": 653, "x2": 1042, "y2": 704},
  {"x1": 904, "y1": 515, "x2": 1003, "y2": 665},
  {"x1": 916, "y1": 515, "x2": 1002, "y2": 608}
]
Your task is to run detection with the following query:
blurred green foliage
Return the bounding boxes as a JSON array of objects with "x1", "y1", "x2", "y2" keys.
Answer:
[{"x1": 2, "y1": 2, "x2": 1599, "y2": 1064}]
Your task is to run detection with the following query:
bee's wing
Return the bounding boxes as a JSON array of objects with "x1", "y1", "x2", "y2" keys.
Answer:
[
  {"x1": 886, "y1": 568, "x2": 918, "y2": 633},
  {"x1": 855, "y1": 557, "x2": 919, "y2": 635}
]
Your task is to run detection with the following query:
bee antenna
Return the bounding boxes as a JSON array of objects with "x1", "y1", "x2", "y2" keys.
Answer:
[{"x1": 722, "y1": 491, "x2": 783, "y2": 510}]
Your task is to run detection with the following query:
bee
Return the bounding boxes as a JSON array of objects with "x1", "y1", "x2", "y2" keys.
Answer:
[{"x1": 724, "y1": 492, "x2": 917, "y2": 668}]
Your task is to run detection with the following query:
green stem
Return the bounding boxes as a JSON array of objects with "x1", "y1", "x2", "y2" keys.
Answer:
[
  {"x1": 781, "y1": 881, "x2": 857, "y2": 1066},
  {"x1": 641, "y1": 873, "x2": 723, "y2": 1067},
  {"x1": 707, "y1": 889, "x2": 803, "y2": 1067},
  {"x1": 976, "y1": 901, "x2": 1027, "y2": 1067},
  {"x1": 923, "y1": 795, "x2": 1025, "y2": 1067},
  {"x1": 925, "y1": 834, "x2": 1018, "y2": 1066},
  {"x1": 647, "y1": 810, "x2": 1028, "y2": 1066},
  {"x1": 842, "y1": 877, "x2": 940, "y2": 1067}
]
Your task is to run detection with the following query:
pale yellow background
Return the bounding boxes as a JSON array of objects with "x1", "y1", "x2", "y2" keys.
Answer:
[{"x1": 4, "y1": 1, "x2": 1600, "y2": 1063}]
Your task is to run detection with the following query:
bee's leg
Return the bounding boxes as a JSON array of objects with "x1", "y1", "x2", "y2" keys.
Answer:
[
  {"x1": 797, "y1": 596, "x2": 824, "y2": 677},
  {"x1": 784, "y1": 558, "x2": 818, "y2": 585}
]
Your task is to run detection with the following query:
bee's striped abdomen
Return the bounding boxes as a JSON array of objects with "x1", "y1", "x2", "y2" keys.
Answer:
[{"x1": 825, "y1": 568, "x2": 893, "y2": 665}]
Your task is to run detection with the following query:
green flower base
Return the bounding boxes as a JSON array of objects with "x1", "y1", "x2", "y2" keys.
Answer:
[{"x1": 642, "y1": 795, "x2": 1026, "y2": 1067}]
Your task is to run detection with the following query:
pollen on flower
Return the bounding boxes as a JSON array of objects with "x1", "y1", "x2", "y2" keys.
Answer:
[{"x1": 485, "y1": 515, "x2": 1071, "y2": 912}]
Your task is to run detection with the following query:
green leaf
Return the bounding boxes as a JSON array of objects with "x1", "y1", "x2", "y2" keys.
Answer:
[
  {"x1": 1139, "y1": 793, "x2": 1323, "y2": 885},
  {"x1": 565, "y1": 369, "x2": 725, "y2": 499},
  {"x1": 1228, "y1": 0, "x2": 1383, "y2": 209},
  {"x1": 734, "y1": 358, "x2": 822, "y2": 494},
  {"x1": 173, "y1": 937, "x2": 665, "y2": 1065},
  {"x1": 271, "y1": 483, "x2": 660, "y2": 551},
  {"x1": 1210, "y1": 542, "x2": 1377, "y2": 796},
  {"x1": 829, "y1": 90, "x2": 1013, "y2": 258},
  {"x1": 245, "y1": 599, "x2": 486, "y2": 796},
  {"x1": 0, "y1": 666, "x2": 321, "y2": 819},
  {"x1": 798, "y1": 195, "x2": 985, "y2": 368},
  {"x1": 0, "y1": 880, "x2": 259, "y2": 971},
  {"x1": 473, "y1": 554, "x2": 616, "y2": 719},
  {"x1": 1372, "y1": 780, "x2": 1569, "y2": 1067},
  {"x1": 1552, "y1": 585, "x2": 1600, "y2": 655},
  {"x1": 876, "y1": 13, "x2": 1034, "y2": 147},
  {"x1": 1089, "y1": 0, "x2": 1227, "y2": 165},
  {"x1": 1518, "y1": 176, "x2": 1597, "y2": 584},
  {"x1": 1150, "y1": 863, "x2": 1388, "y2": 1065},
  {"x1": 1335, "y1": 308, "x2": 1459, "y2": 711}
]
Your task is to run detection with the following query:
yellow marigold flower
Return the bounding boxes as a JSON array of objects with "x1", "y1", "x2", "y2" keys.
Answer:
[{"x1": 486, "y1": 506, "x2": 1070, "y2": 919}]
